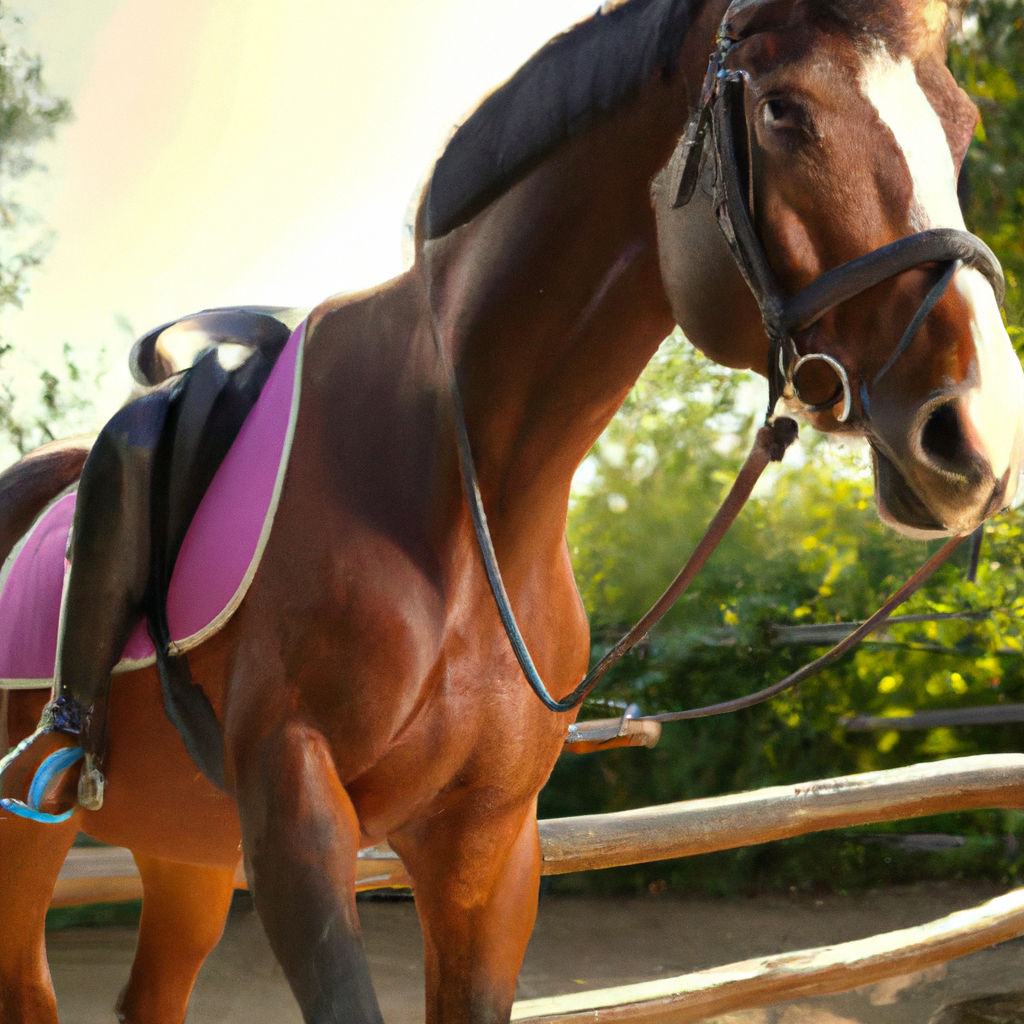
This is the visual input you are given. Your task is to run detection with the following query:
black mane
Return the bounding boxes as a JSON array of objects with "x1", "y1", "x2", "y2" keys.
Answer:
[{"x1": 424, "y1": 0, "x2": 705, "y2": 240}]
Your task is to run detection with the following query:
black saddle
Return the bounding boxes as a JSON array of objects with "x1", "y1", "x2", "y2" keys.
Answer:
[
  {"x1": 136, "y1": 305, "x2": 308, "y2": 789},
  {"x1": 135, "y1": 306, "x2": 307, "y2": 569},
  {"x1": 130, "y1": 305, "x2": 308, "y2": 387}
]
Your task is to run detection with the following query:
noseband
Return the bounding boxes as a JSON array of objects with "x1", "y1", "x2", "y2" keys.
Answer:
[{"x1": 666, "y1": 22, "x2": 1005, "y2": 424}]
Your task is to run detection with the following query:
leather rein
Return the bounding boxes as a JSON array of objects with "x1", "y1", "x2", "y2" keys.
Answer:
[{"x1": 431, "y1": 4, "x2": 1006, "y2": 723}]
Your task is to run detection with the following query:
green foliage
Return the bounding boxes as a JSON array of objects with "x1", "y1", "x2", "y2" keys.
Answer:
[
  {"x1": 45, "y1": 900, "x2": 142, "y2": 931},
  {"x1": 548, "y1": 328, "x2": 1024, "y2": 895},
  {"x1": 0, "y1": 2, "x2": 69, "y2": 313},
  {"x1": 950, "y1": 0, "x2": 1024, "y2": 331},
  {"x1": 0, "y1": 3, "x2": 75, "y2": 458},
  {"x1": 0, "y1": 341, "x2": 106, "y2": 455}
]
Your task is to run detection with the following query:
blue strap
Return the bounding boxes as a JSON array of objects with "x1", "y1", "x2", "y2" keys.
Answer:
[
  {"x1": 0, "y1": 797, "x2": 78, "y2": 824},
  {"x1": 0, "y1": 730, "x2": 83, "y2": 824},
  {"x1": 27, "y1": 746, "x2": 84, "y2": 810}
]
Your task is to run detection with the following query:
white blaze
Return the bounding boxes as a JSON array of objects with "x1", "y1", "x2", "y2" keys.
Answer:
[
  {"x1": 859, "y1": 49, "x2": 1024, "y2": 492},
  {"x1": 956, "y1": 268, "x2": 1024, "y2": 485},
  {"x1": 859, "y1": 50, "x2": 963, "y2": 232}
]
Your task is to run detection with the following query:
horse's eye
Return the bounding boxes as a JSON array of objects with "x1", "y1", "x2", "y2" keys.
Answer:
[
  {"x1": 758, "y1": 96, "x2": 812, "y2": 149},
  {"x1": 763, "y1": 98, "x2": 794, "y2": 128},
  {"x1": 761, "y1": 97, "x2": 809, "y2": 137}
]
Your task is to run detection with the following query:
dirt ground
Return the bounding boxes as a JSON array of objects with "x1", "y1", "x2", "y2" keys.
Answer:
[{"x1": 46, "y1": 882, "x2": 1024, "y2": 1024}]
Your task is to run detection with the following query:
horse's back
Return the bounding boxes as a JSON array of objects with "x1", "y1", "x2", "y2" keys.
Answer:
[{"x1": 0, "y1": 436, "x2": 93, "y2": 565}]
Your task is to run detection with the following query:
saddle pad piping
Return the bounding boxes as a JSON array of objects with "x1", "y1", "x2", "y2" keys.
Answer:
[
  {"x1": 0, "y1": 319, "x2": 306, "y2": 689},
  {"x1": 114, "y1": 316, "x2": 307, "y2": 671}
]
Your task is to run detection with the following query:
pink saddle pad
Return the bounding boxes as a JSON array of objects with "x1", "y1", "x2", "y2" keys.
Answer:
[{"x1": 0, "y1": 320, "x2": 305, "y2": 688}]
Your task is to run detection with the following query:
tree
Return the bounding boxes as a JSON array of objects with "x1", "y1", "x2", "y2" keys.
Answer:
[
  {"x1": 0, "y1": 2, "x2": 72, "y2": 456},
  {"x1": 950, "y1": 0, "x2": 1024, "y2": 333},
  {"x1": 0, "y1": 4, "x2": 69, "y2": 314}
]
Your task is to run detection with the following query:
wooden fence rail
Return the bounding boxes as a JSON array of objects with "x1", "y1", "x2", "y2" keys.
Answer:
[
  {"x1": 55, "y1": 754, "x2": 1024, "y2": 904},
  {"x1": 537, "y1": 753, "x2": 1024, "y2": 874},
  {"x1": 49, "y1": 753, "x2": 1024, "y2": 1021},
  {"x1": 511, "y1": 887, "x2": 1024, "y2": 1023}
]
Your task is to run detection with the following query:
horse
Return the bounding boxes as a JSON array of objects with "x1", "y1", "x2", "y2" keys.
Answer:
[{"x1": 2, "y1": 0, "x2": 1022, "y2": 1020}]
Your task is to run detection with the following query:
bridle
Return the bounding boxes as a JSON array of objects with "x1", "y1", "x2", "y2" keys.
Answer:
[
  {"x1": 431, "y1": 1, "x2": 1005, "y2": 721},
  {"x1": 666, "y1": 18, "x2": 1004, "y2": 426}
]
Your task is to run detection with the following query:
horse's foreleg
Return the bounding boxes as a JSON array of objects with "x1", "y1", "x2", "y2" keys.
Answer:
[
  {"x1": 392, "y1": 800, "x2": 542, "y2": 1024},
  {"x1": 234, "y1": 721, "x2": 384, "y2": 1024},
  {"x1": 115, "y1": 853, "x2": 236, "y2": 1024},
  {"x1": 0, "y1": 812, "x2": 78, "y2": 1024}
]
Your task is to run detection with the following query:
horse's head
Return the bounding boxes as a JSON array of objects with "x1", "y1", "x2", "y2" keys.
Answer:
[{"x1": 655, "y1": 0, "x2": 1024, "y2": 538}]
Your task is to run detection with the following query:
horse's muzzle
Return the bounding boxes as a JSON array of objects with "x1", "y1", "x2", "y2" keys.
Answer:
[{"x1": 871, "y1": 388, "x2": 1023, "y2": 538}]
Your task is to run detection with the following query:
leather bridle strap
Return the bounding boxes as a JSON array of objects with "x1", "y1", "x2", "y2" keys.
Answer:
[
  {"x1": 871, "y1": 258, "x2": 959, "y2": 389},
  {"x1": 436, "y1": 295, "x2": 800, "y2": 712},
  {"x1": 643, "y1": 532, "x2": 965, "y2": 723},
  {"x1": 438, "y1": 296, "x2": 964, "y2": 721},
  {"x1": 781, "y1": 230, "x2": 1004, "y2": 335},
  {"x1": 712, "y1": 75, "x2": 785, "y2": 334},
  {"x1": 676, "y1": 38, "x2": 1005, "y2": 423}
]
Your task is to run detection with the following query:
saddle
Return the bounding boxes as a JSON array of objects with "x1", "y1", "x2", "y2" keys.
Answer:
[
  {"x1": 138, "y1": 307, "x2": 309, "y2": 788},
  {"x1": 133, "y1": 306, "x2": 307, "y2": 587},
  {"x1": 0, "y1": 306, "x2": 308, "y2": 796}
]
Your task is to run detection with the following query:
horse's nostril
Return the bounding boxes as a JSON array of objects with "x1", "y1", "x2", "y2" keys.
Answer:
[{"x1": 920, "y1": 402, "x2": 966, "y2": 468}]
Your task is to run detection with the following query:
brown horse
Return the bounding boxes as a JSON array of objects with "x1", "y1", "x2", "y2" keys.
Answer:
[{"x1": 2, "y1": 0, "x2": 1022, "y2": 1021}]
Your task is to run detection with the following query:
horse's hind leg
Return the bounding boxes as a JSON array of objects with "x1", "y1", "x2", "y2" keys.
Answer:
[
  {"x1": 0, "y1": 811, "x2": 78, "y2": 1024},
  {"x1": 115, "y1": 854, "x2": 236, "y2": 1024},
  {"x1": 234, "y1": 720, "x2": 385, "y2": 1024},
  {"x1": 391, "y1": 799, "x2": 542, "y2": 1024}
]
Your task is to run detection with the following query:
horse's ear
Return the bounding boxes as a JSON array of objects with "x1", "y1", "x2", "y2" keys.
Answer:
[
  {"x1": 722, "y1": 0, "x2": 801, "y2": 40},
  {"x1": 900, "y1": 0, "x2": 957, "y2": 57}
]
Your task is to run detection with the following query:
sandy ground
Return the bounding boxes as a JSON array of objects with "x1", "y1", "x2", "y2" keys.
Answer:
[{"x1": 46, "y1": 883, "x2": 1024, "y2": 1024}]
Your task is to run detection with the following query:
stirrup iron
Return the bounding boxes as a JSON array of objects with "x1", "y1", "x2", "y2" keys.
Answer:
[{"x1": 0, "y1": 736, "x2": 85, "y2": 823}]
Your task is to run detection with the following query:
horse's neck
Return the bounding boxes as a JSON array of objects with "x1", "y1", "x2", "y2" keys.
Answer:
[{"x1": 420, "y1": 53, "x2": 712, "y2": 525}]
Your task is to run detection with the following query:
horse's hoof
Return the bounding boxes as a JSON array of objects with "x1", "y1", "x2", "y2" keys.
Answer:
[{"x1": 77, "y1": 755, "x2": 105, "y2": 811}]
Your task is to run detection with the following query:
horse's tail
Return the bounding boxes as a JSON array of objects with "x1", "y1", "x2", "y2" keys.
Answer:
[{"x1": 0, "y1": 435, "x2": 94, "y2": 566}]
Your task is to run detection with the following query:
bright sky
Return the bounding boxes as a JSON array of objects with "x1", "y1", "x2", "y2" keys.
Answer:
[{"x1": 3, "y1": 0, "x2": 599, "y2": 447}]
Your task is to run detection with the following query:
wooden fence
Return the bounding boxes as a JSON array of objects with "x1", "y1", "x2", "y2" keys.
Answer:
[{"x1": 52, "y1": 753, "x2": 1024, "y2": 1021}]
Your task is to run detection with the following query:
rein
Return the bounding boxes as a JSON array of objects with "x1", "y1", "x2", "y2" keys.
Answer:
[
  {"x1": 430, "y1": 0, "x2": 1006, "y2": 724},
  {"x1": 431, "y1": 309, "x2": 964, "y2": 721}
]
